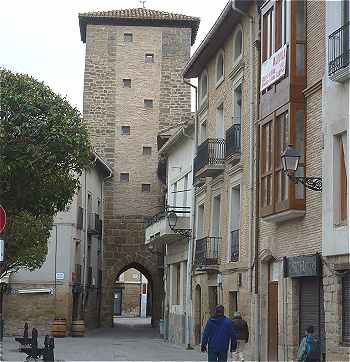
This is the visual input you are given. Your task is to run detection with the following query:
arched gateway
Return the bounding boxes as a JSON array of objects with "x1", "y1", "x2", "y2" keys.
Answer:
[{"x1": 100, "y1": 217, "x2": 163, "y2": 328}]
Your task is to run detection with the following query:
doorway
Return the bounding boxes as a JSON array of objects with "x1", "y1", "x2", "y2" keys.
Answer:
[
  {"x1": 114, "y1": 288, "x2": 123, "y2": 316},
  {"x1": 268, "y1": 263, "x2": 279, "y2": 361},
  {"x1": 208, "y1": 286, "x2": 218, "y2": 316},
  {"x1": 194, "y1": 285, "x2": 202, "y2": 345}
]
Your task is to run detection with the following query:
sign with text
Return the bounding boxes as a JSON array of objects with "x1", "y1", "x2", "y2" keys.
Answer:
[
  {"x1": 56, "y1": 272, "x2": 65, "y2": 280},
  {"x1": 260, "y1": 44, "x2": 288, "y2": 91},
  {"x1": 286, "y1": 254, "x2": 320, "y2": 278}
]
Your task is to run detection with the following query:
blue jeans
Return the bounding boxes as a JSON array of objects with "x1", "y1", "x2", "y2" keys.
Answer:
[{"x1": 208, "y1": 351, "x2": 228, "y2": 362}]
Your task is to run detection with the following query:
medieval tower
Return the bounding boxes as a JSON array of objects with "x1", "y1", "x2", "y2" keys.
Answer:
[{"x1": 79, "y1": 8, "x2": 199, "y2": 327}]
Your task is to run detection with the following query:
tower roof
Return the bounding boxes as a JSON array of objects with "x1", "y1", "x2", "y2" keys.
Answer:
[{"x1": 79, "y1": 8, "x2": 200, "y2": 45}]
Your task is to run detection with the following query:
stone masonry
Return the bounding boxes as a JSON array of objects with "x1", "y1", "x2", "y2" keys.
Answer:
[{"x1": 81, "y1": 10, "x2": 198, "y2": 328}]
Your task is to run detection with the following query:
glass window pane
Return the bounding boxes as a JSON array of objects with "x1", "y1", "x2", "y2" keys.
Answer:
[
  {"x1": 296, "y1": 0, "x2": 305, "y2": 41},
  {"x1": 296, "y1": 44, "x2": 305, "y2": 76},
  {"x1": 295, "y1": 110, "x2": 305, "y2": 163}
]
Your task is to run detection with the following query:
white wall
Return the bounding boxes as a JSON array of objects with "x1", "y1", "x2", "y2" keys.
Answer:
[{"x1": 322, "y1": 0, "x2": 350, "y2": 256}]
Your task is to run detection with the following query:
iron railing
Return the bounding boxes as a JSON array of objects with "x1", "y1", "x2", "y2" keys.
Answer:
[
  {"x1": 225, "y1": 124, "x2": 241, "y2": 157},
  {"x1": 146, "y1": 205, "x2": 190, "y2": 228},
  {"x1": 328, "y1": 22, "x2": 350, "y2": 77},
  {"x1": 230, "y1": 229, "x2": 239, "y2": 262},
  {"x1": 194, "y1": 138, "x2": 225, "y2": 174},
  {"x1": 88, "y1": 213, "x2": 102, "y2": 235},
  {"x1": 195, "y1": 237, "x2": 221, "y2": 268}
]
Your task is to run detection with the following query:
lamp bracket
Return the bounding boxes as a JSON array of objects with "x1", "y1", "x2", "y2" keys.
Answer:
[{"x1": 288, "y1": 174, "x2": 322, "y2": 192}]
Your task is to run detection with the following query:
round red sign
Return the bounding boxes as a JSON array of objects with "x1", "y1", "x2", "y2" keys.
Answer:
[{"x1": 0, "y1": 206, "x2": 6, "y2": 234}]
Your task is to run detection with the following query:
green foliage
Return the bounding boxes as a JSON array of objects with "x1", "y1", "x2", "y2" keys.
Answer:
[{"x1": 0, "y1": 68, "x2": 92, "y2": 274}]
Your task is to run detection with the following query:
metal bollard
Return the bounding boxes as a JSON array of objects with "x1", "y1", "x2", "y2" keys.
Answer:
[{"x1": 43, "y1": 335, "x2": 54, "y2": 362}]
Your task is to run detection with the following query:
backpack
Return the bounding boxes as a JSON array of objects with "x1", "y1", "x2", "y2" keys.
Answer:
[{"x1": 297, "y1": 336, "x2": 308, "y2": 361}]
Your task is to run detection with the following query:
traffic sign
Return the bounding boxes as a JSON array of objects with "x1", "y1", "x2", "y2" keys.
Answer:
[{"x1": 0, "y1": 207, "x2": 6, "y2": 234}]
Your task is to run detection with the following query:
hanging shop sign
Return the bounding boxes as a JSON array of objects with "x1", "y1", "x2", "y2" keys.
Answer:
[
  {"x1": 285, "y1": 254, "x2": 320, "y2": 278},
  {"x1": 260, "y1": 44, "x2": 288, "y2": 91}
]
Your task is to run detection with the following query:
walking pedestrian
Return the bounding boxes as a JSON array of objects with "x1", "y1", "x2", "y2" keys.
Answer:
[
  {"x1": 201, "y1": 305, "x2": 237, "y2": 362},
  {"x1": 231, "y1": 311, "x2": 249, "y2": 361},
  {"x1": 297, "y1": 326, "x2": 314, "y2": 361}
]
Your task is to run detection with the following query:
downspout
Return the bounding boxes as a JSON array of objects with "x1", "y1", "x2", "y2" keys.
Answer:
[
  {"x1": 232, "y1": 1, "x2": 259, "y2": 359},
  {"x1": 183, "y1": 79, "x2": 198, "y2": 349}
]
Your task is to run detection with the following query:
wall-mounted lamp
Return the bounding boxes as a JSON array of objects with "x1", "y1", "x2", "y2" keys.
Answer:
[{"x1": 281, "y1": 145, "x2": 322, "y2": 192}]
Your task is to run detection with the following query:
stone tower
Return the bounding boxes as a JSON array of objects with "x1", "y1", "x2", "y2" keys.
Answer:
[{"x1": 79, "y1": 8, "x2": 199, "y2": 327}]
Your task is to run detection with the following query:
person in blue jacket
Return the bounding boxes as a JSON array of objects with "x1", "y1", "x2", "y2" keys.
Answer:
[{"x1": 201, "y1": 305, "x2": 237, "y2": 362}]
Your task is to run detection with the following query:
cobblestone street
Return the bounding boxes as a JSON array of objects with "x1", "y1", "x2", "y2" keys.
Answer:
[{"x1": 4, "y1": 318, "x2": 207, "y2": 361}]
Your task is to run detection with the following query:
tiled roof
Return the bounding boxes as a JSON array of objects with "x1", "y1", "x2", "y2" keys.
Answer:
[{"x1": 79, "y1": 8, "x2": 200, "y2": 45}]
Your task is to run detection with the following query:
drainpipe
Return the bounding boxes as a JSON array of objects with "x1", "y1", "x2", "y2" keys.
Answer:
[
  {"x1": 231, "y1": 2, "x2": 260, "y2": 360},
  {"x1": 183, "y1": 79, "x2": 198, "y2": 349}
]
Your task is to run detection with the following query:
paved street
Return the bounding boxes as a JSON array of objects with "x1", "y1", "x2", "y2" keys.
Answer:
[{"x1": 4, "y1": 317, "x2": 206, "y2": 361}]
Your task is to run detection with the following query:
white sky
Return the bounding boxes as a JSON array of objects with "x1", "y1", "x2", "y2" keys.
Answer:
[{"x1": 0, "y1": 0, "x2": 228, "y2": 111}]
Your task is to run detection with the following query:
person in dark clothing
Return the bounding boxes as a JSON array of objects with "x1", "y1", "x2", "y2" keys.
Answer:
[
  {"x1": 201, "y1": 305, "x2": 237, "y2": 362},
  {"x1": 232, "y1": 311, "x2": 249, "y2": 361}
]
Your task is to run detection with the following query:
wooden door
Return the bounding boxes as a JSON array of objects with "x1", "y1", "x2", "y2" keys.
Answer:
[{"x1": 268, "y1": 281, "x2": 278, "y2": 361}]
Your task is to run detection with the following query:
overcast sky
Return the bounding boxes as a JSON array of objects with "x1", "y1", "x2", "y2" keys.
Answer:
[{"x1": 0, "y1": 0, "x2": 229, "y2": 111}]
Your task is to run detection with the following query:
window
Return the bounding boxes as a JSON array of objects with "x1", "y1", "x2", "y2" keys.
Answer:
[
  {"x1": 123, "y1": 79, "x2": 131, "y2": 88},
  {"x1": 233, "y1": 28, "x2": 243, "y2": 62},
  {"x1": 211, "y1": 195, "x2": 221, "y2": 237},
  {"x1": 200, "y1": 70, "x2": 208, "y2": 102},
  {"x1": 343, "y1": 273, "x2": 350, "y2": 345},
  {"x1": 197, "y1": 204, "x2": 205, "y2": 239},
  {"x1": 172, "y1": 182, "x2": 177, "y2": 209},
  {"x1": 200, "y1": 120, "x2": 207, "y2": 144},
  {"x1": 145, "y1": 53, "x2": 154, "y2": 63},
  {"x1": 124, "y1": 33, "x2": 133, "y2": 42},
  {"x1": 144, "y1": 99, "x2": 153, "y2": 109},
  {"x1": 142, "y1": 183, "x2": 151, "y2": 192},
  {"x1": 275, "y1": 0, "x2": 287, "y2": 49},
  {"x1": 216, "y1": 103, "x2": 224, "y2": 139},
  {"x1": 334, "y1": 133, "x2": 348, "y2": 225},
  {"x1": 233, "y1": 84, "x2": 242, "y2": 123},
  {"x1": 120, "y1": 173, "x2": 129, "y2": 182},
  {"x1": 142, "y1": 146, "x2": 152, "y2": 156},
  {"x1": 121, "y1": 126, "x2": 130, "y2": 135},
  {"x1": 259, "y1": 105, "x2": 305, "y2": 217},
  {"x1": 229, "y1": 186, "x2": 240, "y2": 262},
  {"x1": 262, "y1": 7, "x2": 274, "y2": 62},
  {"x1": 183, "y1": 174, "x2": 189, "y2": 208},
  {"x1": 216, "y1": 51, "x2": 224, "y2": 83}
]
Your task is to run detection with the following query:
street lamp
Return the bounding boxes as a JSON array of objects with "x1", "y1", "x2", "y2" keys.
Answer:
[
  {"x1": 281, "y1": 145, "x2": 322, "y2": 192},
  {"x1": 167, "y1": 211, "x2": 177, "y2": 231}
]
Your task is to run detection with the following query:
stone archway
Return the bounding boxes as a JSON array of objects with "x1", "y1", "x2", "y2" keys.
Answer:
[{"x1": 100, "y1": 217, "x2": 163, "y2": 328}]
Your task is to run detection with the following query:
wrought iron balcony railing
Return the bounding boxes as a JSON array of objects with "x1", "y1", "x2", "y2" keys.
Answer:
[
  {"x1": 225, "y1": 124, "x2": 241, "y2": 157},
  {"x1": 328, "y1": 22, "x2": 350, "y2": 79},
  {"x1": 194, "y1": 138, "x2": 225, "y2": 175},
  {"x1": 195, "y1": 237, "x2": 221, "y2": 269},
  {"x1": 230, "y1": 229, "x2": 239, "y2": 262}
]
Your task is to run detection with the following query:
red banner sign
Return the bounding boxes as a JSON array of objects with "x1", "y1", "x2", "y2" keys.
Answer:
[{"x1": 0, "y1": 206, "x2": 6, "y2": 233}]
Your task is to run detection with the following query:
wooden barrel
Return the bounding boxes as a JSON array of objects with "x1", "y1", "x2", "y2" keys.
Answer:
[
  {"x1": 71, "y1": 320, "x2": 85, "y2": 337},
  {"x1": 51, "y1": 318, "x2": 66, "y2": 337}
]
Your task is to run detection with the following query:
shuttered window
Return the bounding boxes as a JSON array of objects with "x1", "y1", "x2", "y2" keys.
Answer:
[{"x1": 343, "y1": 273, "x2": 350, "y2": 345}]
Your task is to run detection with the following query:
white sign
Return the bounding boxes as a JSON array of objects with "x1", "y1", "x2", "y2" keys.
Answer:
[
  {"x1": 0, "y1": 239, "x2": 4, "y2": 262},
  {"x1": 260, "y1": 44, "x2": 288, "y2": 91},
  {"x1": 56, "y1": 272, "x2": 65, "y2": 280}
]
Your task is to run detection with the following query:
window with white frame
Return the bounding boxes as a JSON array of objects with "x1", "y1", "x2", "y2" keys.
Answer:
[
  {"x1": 200, "y1": 70, "x2": 208, "y2": 102},
  {"x1": 334, "y1": 132, "x2": 348, "y2": 225},
  {"x1": 211, "y1": 195, "x2": 221, "y2": 237},
  {"x1": 216, "y1": 50, "x2": 224, "y2": 84},
  {"x1": 196, "y1": 203, "x2": 205, "y2": 239},
  {"x1": 233, "y1": 27, "x2": 243, "y2": 63}
]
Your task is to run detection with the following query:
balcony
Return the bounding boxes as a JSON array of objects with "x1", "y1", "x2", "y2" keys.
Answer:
[
  {"x1": 194, "y1": 237, "x2": 221, "y2": 270},
  {"x1": 328, "y1": 22, "x2": 350, "y2": 82},
  {"x1": 194, "y1": 138, "x2": 225, "y2": 179},
  {"x1": 230, "y1": 229, "x2": 239, "y2": 262},
  {"x1": 145, "y1": 207, "x2": 190, "y2": 245},
  {"x1": 88, "y1": 213, "x2": 102, "y2": 235},
  {"x1": 225, "y1": 124, "x2": 241, "y2": 163}
]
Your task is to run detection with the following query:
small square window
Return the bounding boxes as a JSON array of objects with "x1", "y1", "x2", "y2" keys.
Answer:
[
  {"x1": 143, "y1": 146, "x2": 152, "y2": 156},
  {"x1": 144, "y1": 99, "x2": 153, "y2": 109},
  {"x1": 142, "y1": 183, "x2": 151, "y2": 192},
  {"x1": 123, "y1": 79, "x2": 131, "y2": 88},
  {"x1": 121, "y1": 126, "x2": 130, "y2": 135},
  {"x1": 124, "y1": 33, "x2": 133, "y2": 42},
  {"x1": 120, "y1": 173, "x2": 129, "y2": 182},
  {"x1": 145, "y1": 53, "x2": 154, "y2": 63}
]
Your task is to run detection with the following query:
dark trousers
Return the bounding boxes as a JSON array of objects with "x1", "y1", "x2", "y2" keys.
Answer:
[{"x1": 208, "y1": 351, "x2": 228, "y2": 362}]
